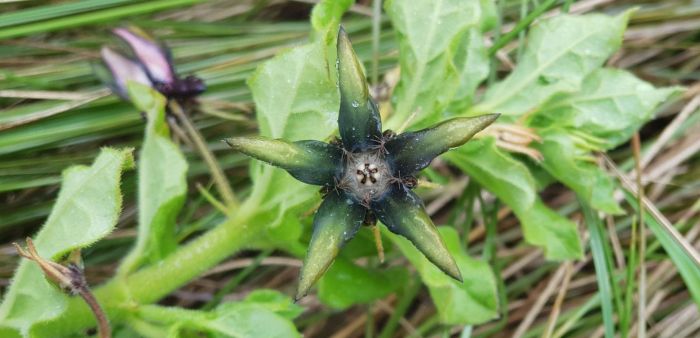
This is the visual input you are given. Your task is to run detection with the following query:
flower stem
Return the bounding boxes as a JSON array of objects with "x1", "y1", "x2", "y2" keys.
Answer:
[
  {"x1": 77, "y1": 286, "x2": 111, "y2": 338},
  {"x1": 168, "y1": 101, "x2": 239, "y2": 209}
]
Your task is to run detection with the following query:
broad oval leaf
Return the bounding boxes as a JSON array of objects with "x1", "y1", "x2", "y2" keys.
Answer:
[
  {"x1": 531, "y1": 68, "x2": 681, "y2": 148},
  {"x1": 475, "y1": 11, "x2": 631, "y2": 117}
]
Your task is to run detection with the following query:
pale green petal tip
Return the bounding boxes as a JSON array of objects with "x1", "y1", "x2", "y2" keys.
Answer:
[
  {"x1": 223, "y1": 136, "x2": 300, "y2": 166},
  {"x1": 446, "y1": 113, "x2": 500, "y2": 146},
  {"x1": 337, "y1": 26, "x2": 368, "y2": 102}
]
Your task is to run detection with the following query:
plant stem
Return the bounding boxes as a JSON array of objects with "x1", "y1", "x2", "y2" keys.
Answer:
[
  {"x1": 77, "y1": 287, "x2": 111, "y2": 338},
  {"x1": 631, "y1": 132, "x2": 647, "y2": 338},
  {"x1": 169, "y1": 101, "x2": 239, "y2": 209},
  {"x1": 33, "y1": 207, "x2": 260, "y2": 336},
  {"x1": 488, "y1": 0, "x2": 558, "y2": 56}
]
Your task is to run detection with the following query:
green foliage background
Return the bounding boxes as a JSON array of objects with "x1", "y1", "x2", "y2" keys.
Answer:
[{"x1": 0, "y1": 0, "x2": 698, "y2": 337}]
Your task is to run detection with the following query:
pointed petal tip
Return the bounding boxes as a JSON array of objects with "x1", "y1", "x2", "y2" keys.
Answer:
[
  {"x1": 293, "y1": 289, "x2": 306, "y2": 303},
  {"x1": 471, "y1": 113, "x2": 500, "y2": 128},
  {"x1": 447, "y1": 266, "x2": 463, "y2": 283},
  {"x1": 222, "y1": 137, "x2": 236, "y2": 148}
]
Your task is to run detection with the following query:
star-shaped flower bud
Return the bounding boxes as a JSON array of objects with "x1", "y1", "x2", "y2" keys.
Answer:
[
  {"x1": 226, "y1": 27, "x2": 498, "y2": 300},
  {"x1": 100, "y1": 26, "x2": 206, "y2": 103}
]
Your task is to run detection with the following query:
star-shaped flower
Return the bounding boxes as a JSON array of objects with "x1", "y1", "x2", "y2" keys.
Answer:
[{"x1": 226, "y1": 28, "x2": 498, "y2": 300}]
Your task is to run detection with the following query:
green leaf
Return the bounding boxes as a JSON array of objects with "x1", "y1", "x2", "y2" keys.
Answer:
[
  {"x1": 240, "y1": 290, "x2": 304, "y2": 321},
  {"x1": 391, "y1": 227, "x2": 498, "y2": 325},
  {"x1": 446, "y1": 28, "x2": 490, "y2": 114},
  {"x1": 119, "y1": 84, "x2": 188, "y2": 274},
  {"x1": 0, "y1": 148, "x2": 134, "y2": 336},
  {"x1": 245, "y1": 40, "x2": 339, "y2": 244},
  {"x1": 311, "y1": 0, "x2": 354, "y2": 43},
  {"x1": 385, "y1": 0, "x2": 481, "y2": 128},
  {"x1": 536, "y1": 129, "x2": 623, "y2": 214},
  {"x1": 445, "y1": 138, "x2": 582, "y2": 259},
  {"x1": 318, "y1": 256, "x2": 408, "y2": 309},
  {"x1": 145, "y1": 291, "x2": 302, "y2": 338},
  {"x1": 531, "y1": 69, "x2": 681, "y2": 148},
  {"x1": 475, "y1": 11, "x2": 630, "y2": 117},
  {"x1": 477, "y1": 0, "x2": 497, "y2": 32}
]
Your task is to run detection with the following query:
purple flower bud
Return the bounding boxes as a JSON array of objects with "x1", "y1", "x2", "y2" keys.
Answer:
[
  {"x1": 112, "y1": 27, "x2": 175, "y2": 84},
  {"x1": 100, "y1": 47, "x2": 153, "y2": 99}
]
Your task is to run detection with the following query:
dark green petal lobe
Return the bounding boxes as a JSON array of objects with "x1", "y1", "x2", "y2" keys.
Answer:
[
  {"x1": 297, "y1": 191, "x2": 365, "y2": 300},
  {"x1": 225, "y1": 136, "x2": 342, "y2": 186},
  {"x1": 371, "y1": 186, "x2": 462, "y2": 281},
  {"x1": 337, "y1": 27, "x2": 382, "y2": 152},
  {"x1": 386, "y1": 114, "x2": 499, "y2": 175}
]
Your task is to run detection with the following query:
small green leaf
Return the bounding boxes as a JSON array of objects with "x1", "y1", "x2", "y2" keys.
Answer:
[
  {"x1": 445, "y1": 138, "x2": 582, "y2": 259},
  {"x1": 248, "y1": 42, "x2": 338, "y2": 142},
  {"x1": 476, "y1": 11, "x2": 630, "y2": 117},
  {"x1": 120, "y1": 83, "x2": 188, "y2": 274},
  {"x1": 318, "y1": 256, "x2": 407, "y2": 309},
  {"x1": 385, "y1": 0, "x2": 481, "y2": 128},
  {"x1": 0, "y1": 148, "x2": 134, "y2": 336},
  {"x1": 391, "y1": 227, "x2": 498, "y2": 325},
  {"x1": 536, "y1": 129, "x2": 623, "y2": 214},
  {"x1": 531, "y1": 69, "x2": 681, "y2": 148}
]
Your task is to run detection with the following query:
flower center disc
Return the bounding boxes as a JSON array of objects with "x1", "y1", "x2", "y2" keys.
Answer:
[{"x1": 341, "y1": 151, "x2": 391, "y2": 203}]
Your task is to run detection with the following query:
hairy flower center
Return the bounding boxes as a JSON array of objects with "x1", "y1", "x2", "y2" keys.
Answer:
[{"x1": 341, "y1": 151, "x2": 392, "y2": 204}]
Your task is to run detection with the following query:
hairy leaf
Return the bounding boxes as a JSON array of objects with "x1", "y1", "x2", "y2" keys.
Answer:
[
  {"x1": 385, "y1": 0, "x2": 481, "y2": 128},
  {"x1": 0, "y1": 148, "x2": 134, "y2": 336},
  {"x1": 445, "y1": 138, "x2": 582, "y2": 259},
  {"x1": 476, "y1": 11, "x2": 630, "y2": 117},
  {"x1": 391, "y1": 227, "x2": 498, "y2": 324},
  {"x1": 120, "y1": 84, "x2": 188, "y2": 274}
]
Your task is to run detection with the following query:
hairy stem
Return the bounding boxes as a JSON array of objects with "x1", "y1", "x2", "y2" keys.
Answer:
[
  {"x1": 78, "y1": 287, "x2": 111, "y2": 338},
  {"x1": 33, "y1": 207, "x2": 260, "y2": 336}
]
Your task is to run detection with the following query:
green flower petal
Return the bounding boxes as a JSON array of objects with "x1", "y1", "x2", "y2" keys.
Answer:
[
  {"x1": 386, "y1": 114, "x2": 498, "y2": 175},
  {"x1": 371, "y1": 185, "x2": 462, "y2": 281},
  {"x1": 225, "y1": 136, "x2": 342, "y2": 186},
  {"x1": 296, "y1": 191, "x2": 366, "y2": 300},
  {"x1": 337, "y1": 27, "x2": 382, "y2": 152}
]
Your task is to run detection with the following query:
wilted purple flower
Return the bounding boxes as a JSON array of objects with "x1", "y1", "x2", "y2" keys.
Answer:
[{"x1": 100, "y1": 26, "x2": 206, "y2": 103}]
